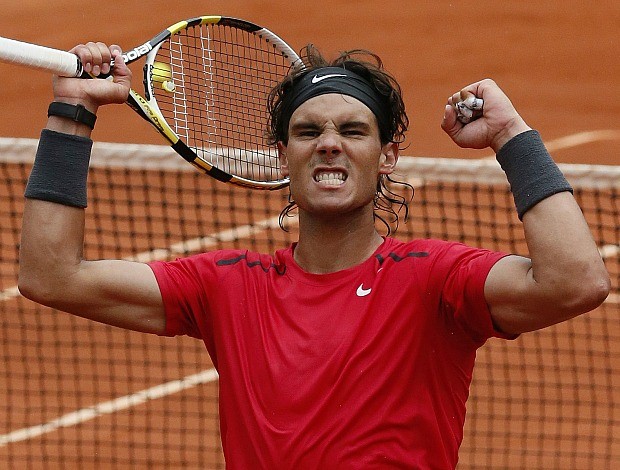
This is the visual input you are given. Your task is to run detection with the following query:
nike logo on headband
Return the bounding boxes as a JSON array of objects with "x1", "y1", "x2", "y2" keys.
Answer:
[{"x1": 311, "y1": 73, "x2": 347, "y2": 84}]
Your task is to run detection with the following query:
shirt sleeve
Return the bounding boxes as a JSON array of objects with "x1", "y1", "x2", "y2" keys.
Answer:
[
  {"x1": 148, "y1": 254, "x2": 214, "y2": 339},
  {"x1": 438, "y1": 243, "x2": 516, "y2": 345}
]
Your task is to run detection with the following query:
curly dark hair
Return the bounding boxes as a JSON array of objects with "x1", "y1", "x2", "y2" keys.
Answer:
[{"x1": 269, "y1": 45, "x2": 413, "y2": 235}]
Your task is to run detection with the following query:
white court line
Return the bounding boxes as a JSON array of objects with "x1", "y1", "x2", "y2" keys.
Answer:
[
  {"x1": 0, "y1": 286, "x2": 19, "y2": 302},
  {"x1": 600, "y1": 245, "x2": 620, "y2": 306},
  {"x1": 607, "y1": 293, "x2": 620, "y2": 304},
  {"x1": 483, "y1": 129, "x2": 620, "y2": 159},
  {"x1": 0, "y1": 369, "x2": 219, "y2": 446},
  {"x1": 127, "y1": 214, "x2": 282, "y2": 262},
  {"x1": 544, "y1": 129, "x2": 620, "y2": 153},
  {"x1": 599, "y1": 244, "x2": 619, "y2": 259}
]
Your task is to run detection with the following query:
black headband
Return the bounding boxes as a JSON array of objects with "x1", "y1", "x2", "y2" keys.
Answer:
[{"x1": 280, "y1": 67, "x2": 391, "y2": 141}]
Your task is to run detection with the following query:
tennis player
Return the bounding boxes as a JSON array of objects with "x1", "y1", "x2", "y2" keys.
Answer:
[{"x1": 18, "y1": 42, "x2": 610, "y2": 469}]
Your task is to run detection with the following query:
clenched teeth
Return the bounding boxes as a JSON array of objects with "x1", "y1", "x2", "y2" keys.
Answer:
[{"x1": 314, "y1": 172, "x2": 346, "y2": 186}]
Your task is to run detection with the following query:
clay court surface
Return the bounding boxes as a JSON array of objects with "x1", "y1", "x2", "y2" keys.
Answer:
[{"x1": 0, "y1": 1, "x2": 618, "y2": 468}]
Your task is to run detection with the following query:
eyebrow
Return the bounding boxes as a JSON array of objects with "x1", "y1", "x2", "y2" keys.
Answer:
[
  {"x1": 339, "y1": 120, "x2": 373, "y2": 131},
  {"x1": 290, "y1": 121, "x2": 321, "y2": 133}
]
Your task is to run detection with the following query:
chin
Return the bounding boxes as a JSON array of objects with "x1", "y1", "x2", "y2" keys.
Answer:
[{"x1": 304, "y1": 198, "x2": 373, "y2": 218}]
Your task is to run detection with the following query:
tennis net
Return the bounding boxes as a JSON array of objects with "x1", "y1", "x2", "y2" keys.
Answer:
[{"x1": 0, "y1": 137, "x2": 618, "y2": 469}]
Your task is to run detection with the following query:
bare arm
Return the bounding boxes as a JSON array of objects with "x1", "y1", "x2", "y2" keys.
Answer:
[
  {"x1": 441, "y1": 79, "x2": 610, "y2": 335},
  {"x1": 18, "y1": 43, "x2": 166, "y2": 334},
  {"x1": 483, "y1": 191, "x2": 608, "y2": 334}
]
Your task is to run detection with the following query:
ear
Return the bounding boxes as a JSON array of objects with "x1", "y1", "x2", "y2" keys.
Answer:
[
  {"x1": 379, "y1": 142, "x2": 399, "y2": 175},
  {"x1": 278, "y1": 141, "x2": 289, "y2": 177}
]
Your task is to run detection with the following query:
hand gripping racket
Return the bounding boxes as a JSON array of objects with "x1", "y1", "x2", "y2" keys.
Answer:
[{"x1": 0, "y1": 16, "x2": 303, "y2": 189}]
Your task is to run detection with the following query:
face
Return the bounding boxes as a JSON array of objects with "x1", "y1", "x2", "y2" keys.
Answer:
[{"x1": 278, "y1": 93, "x2": 398, "y2": 218}]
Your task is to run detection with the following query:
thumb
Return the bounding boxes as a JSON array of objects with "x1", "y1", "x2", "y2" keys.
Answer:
[
  {"x1": 441, "y1": 104, "x2": 461, "y2": 139},
  {"x1": 110, "y1": 47, "x2": 132, "y2": 98}
]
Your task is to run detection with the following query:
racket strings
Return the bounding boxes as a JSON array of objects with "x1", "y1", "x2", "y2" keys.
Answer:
[
  {"x1": 153, "y1": 23, "x2": 295, "y2": 183},
  {"x1": 167, "y1": 37, "x2": 192, "y2": 142}
]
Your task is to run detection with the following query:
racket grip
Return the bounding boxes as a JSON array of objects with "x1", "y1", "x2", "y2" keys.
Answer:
[{"x1": 0, "y1": 37, "x2": 82, "y2": 77}]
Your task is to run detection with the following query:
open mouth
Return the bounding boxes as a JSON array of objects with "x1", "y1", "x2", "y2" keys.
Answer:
[{"x1": 314, "y1": 171, "x2": 347, "y2": 186}]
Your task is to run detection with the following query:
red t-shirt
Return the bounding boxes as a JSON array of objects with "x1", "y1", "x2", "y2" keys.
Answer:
[{"x1": 149, "y1": 237, "x2": 512, "y2": 469}]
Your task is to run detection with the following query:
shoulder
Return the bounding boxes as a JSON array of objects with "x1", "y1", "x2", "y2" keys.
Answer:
[
  {"x1": 217, "y1": 249, "x2": 288, "y2": 275},
  {"x1": 378, "y1": 237, "x2": 506, "y2": 274},
  {"x1": 386, "y1": 237, "x2": 503, "y2": 258},
  {"x1": 377, "y1": 237, "x2": 458, "y2": 261},
  {"x1": 150, "y1": 246, "x2": 292, "y2": 276}
]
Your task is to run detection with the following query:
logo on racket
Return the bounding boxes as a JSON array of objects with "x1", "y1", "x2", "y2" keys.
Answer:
[
  {"x1": 123, "y1": 41, "x2": 153, "y2": 62},
  {"x1": 311, "y1": 73, "x2": 347, "y2": 84}
]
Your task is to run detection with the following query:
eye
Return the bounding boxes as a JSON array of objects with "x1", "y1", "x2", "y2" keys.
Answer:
[
  {"x1": 339, "y1": 121, "x2": 372, "y2": 137},
  {"x1": 297, "y1": 130, "x2": 320, "y2": 138},
  {"x1": 342, "y1": 128, "x2": 365, "y2": 137}
]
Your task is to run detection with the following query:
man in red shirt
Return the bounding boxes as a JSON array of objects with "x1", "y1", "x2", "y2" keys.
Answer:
[{"x1": 18, "y1": 42, "x2": 609, "y2": 468}]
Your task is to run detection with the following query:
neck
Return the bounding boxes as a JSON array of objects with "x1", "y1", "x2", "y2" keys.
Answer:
[{"x1": 293, "y1": 208, "x2": 384, "y2": 274}]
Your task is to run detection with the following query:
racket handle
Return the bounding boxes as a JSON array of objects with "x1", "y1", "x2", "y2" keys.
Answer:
[{"x1": 0, "y1": 36, "x2": 82, "y2": 77}]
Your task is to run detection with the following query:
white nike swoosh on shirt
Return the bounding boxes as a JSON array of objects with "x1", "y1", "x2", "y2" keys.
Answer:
[
  {"x1": 356, "y1": 284, "x2": 372, "y2": 297},
  {"x1": 311, "y1": 73, "x2": 347, "y2": 84}
]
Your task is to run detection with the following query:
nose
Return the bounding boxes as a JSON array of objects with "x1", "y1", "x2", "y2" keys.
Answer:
[{"x1": 316, "y1": 131, "x2": 342, "y2": 158}]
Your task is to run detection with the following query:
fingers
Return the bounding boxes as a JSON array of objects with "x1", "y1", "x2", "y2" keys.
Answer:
[
  {"x1": 109, "y1": 45, "x2": 131, "y2": 80},
  {"x1": 462, "y1": 95, "x2": 484, "y2": 110},
  {"x1": 53, "y1": 42, "x2": 131, "y2": 108},
  {"x1": 448, "y1": 89, "x2": 484, "y2": 124},
  {"x1": 71, "y1": 42, "x2": 113, "y2": 76},
  {"x1": 441, "y1": 104, "x2": 459, "y2": 133},
  {"x1": 442, "y1": 79, "x2": 532, "y2": 152},
  {"x1": 441, "y1": 81, "x2": 490, "y2": 148},
  {"x1": 445, "y1": 81, "x2": 490, "y2": 128}
]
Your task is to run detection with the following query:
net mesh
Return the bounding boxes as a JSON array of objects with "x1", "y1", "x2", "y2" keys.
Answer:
[{"x1": 0, "y1": 138, "x2": 618, "y2": 469}]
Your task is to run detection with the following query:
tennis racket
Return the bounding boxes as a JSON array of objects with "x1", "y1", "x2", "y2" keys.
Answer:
[{"x1": 0, "y1": 16, "x2": 303, "y2": 189}]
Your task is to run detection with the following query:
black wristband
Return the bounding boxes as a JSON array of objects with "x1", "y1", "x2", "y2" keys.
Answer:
[
  {"x1": 496, "y1": 130, "x2": 573, "y2": 220},
  {"x1": 24, "y1": 129, "x2": 93, "y2": 208},
  {"x1": 48, "y1": 102, "x2": 97, "y2": 130}
]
